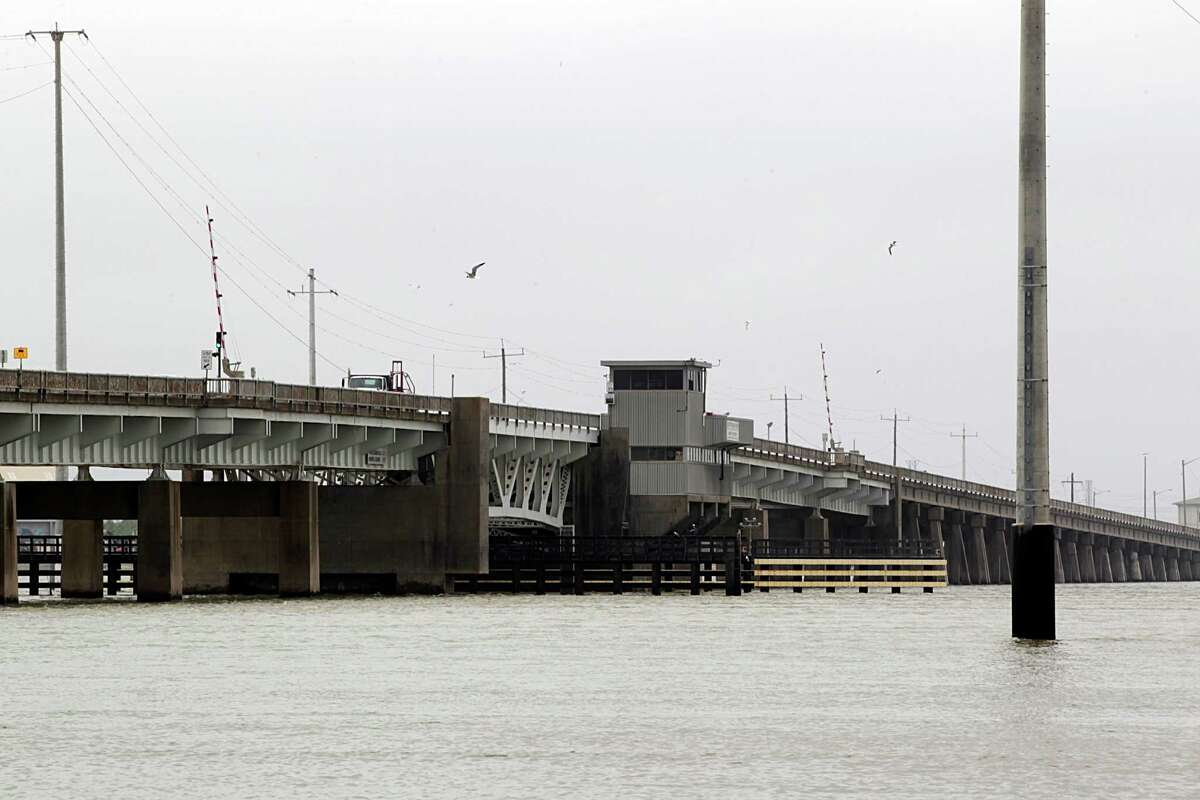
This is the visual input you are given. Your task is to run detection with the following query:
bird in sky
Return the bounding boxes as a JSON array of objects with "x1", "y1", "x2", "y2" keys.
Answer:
[
  {"x1": 888, "y1": 241, "x2": 897, "y2": 255},
  {"x1": 465, "y1": 262, "x2": 485, "y2": 279},
  {"x1": 744, "y1": 321, "x2": 751, "y2": 331}
]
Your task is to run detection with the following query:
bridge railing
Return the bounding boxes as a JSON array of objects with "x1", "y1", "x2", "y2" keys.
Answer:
[
  {"x1": 0, "y1": 369, "x2": 609, "y2": 431},
  {"x1": 490, "y1": 403, "x2": 602, "y2": 431},
  {"x1": 741, "y1": 436, "x2": 1199, "y2": 542},
  {"x1": 0, "y1": 369, "x2": 454, "y2": 421}
]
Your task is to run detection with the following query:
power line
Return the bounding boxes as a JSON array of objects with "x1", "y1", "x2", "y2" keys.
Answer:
[
  {"x1": 82, "y1": 39, "x2": 311, "y2": 278},
  {"x1": 72, "y1": 39, "x2": 606, "y2": 374},
  {"x1": 1172, "y1": 1, "x2": 1200, "y2": 27},
  {"x1": 0, "y1": 60, "x2": 52, "y2": 71},
  {"x1": 950, "y1": 424, "x2": 979, "y2": 480},
  {"x1": 60, "y1": 83, "x2": 345, "y2": 374},
  {"x1": 0, "y1": 80, "x2": 50, "y2": 104}
]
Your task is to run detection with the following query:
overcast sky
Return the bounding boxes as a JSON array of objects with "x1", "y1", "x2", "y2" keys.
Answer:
[{"x1": 3, "y1": 1, "x2": 1199, "y2": 515}]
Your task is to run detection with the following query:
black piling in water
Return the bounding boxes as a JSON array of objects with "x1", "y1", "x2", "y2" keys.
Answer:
[{"x1": 1012, "y1": 523, "x2": 1056, "y2": 640}]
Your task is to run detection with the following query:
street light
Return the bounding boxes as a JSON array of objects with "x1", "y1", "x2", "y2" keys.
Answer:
[
  {"x1": 1182, "y1": 457, "x2": 1200, "y2": 528},
  {"x1": 1152, "y1": 488, "x2": 1173, "y2": 521},
  {"x1": 767, "y1": 421, "x2": 774, "y2": 441},
  {"x1": 1091, "y1": 488, "x2": 1111, "y2": 508},
  {"x1": 1142, "y1": 452, "x2": 1149, "y2": 517}
]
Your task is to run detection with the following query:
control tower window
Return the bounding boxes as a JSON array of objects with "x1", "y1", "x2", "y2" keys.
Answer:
[{"x1": 612, "y1": 369, "x2": 684, "y2": 391}]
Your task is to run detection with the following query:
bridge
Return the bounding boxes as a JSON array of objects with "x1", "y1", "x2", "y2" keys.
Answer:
[{"x1": 1, "y1": 364, "x2": 1198, "y2": 603}]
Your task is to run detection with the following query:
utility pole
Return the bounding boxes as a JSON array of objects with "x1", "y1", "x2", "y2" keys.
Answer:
[
  {"x1": 1142, "y1": 452, "x2": 1149, "y2": 518},
  {"x1": 1183, "y1": 457, "x2": 1200, "y2": 527},
  {"x1": 28, "y1": 25, "x2": 85, "y2": 485},
  {"x1": 769, "y1": 387, "x2": 799, "y2": 444},
  {"x1": 1061, "y1": 472, "x2": 1083, "y2": 504},
  {"x1": 1152, "y1": 488, "x2": 1172, "y2": 521},
  {"x1": 951, "y1": 424, "x2": 977, "y2": 480},
  {"x1": 1013, "y1": 0, "x2": 1054, "y2": 640},
  {"x1": 881, "y1": 409, "x2": 910, "y2": 542},
  {"x1": 483, "y1": 339, "x2": 524, "y2": 403},
  {"x1": 287, "y1": 268, "x2": 336, "y2": 386},
  {"x1": 26, "y1": 25, "x2": 86, "y2": 375}
]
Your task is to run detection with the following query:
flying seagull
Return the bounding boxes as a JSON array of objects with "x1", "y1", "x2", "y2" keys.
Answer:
[
  {"x1": 888, "y1": 241, "x2": 897, "y2": 256},
  {"x1": 465, "y1": 262, "x2": 485, "y2": 279},
  {"x1": 744, "y1": 321, "x2": 751, "y2": 331}
]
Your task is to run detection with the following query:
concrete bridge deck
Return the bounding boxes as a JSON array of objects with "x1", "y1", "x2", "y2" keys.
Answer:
[{"x1": 1, "y1": 368, "x2": 1197, "y2": 599}]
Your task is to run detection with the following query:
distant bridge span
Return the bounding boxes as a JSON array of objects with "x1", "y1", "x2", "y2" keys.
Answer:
[{"x1": 1, "y1": 369, "x2": 1198, "y2": 588}]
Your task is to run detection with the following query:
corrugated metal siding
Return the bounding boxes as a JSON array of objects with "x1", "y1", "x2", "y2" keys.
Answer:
[
  {"x1": 632, "y1": 462, "x2": 724, "y2": 496},
  {"x1": 609, "y1": 391, "x2": 705, "y2": 447},
  {"x1": 631, "y1": 462, "x2": 689, "y2": 495}
]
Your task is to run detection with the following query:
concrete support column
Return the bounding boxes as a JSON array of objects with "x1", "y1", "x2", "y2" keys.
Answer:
[
  {"x1": 1180, "y1": 556, "x2": 1194, "y2": 581},
  {"x1": 804, "y1": 509, "x2": 830, "y2": 550},
  {"x1": 947, "y1": 513, "x2": 971, "y2": 585},
  {"x1": 279, "y1": 481, "x2": 319, "y2": 597},
  {"x1": 1076, "y1": 534, "x2": 1096, "y2": 583},
  {"x1": 1152, "y1": 548, "x2": 1168, "y2": 582},
  {"x1": 904, "y1": 502, "x2": 923, "y2": 551},
  {"x1": 444, "y1": 398, "x2": 490, "y2": 576},
  {"x1": 62, "y1": 520, "x2": 104, "y2": 599},
  {"x1": 1126, "y1": 545, "x2": 1143, "y2": 582},
  {"x1": 136, "y1": 480, "x2": 182, "y2": 602},
  {"x1": 1110, "y1": 542, "x2": 1127, "y2": 582},
  {"x1": 1166, "y1": 549, "x2": 1181, "y2": 582},
  {"x1": 926, "y1": 507, "x2": 946, "y2": 557},
  {"x1": 988, "y1": 519, "x2": 1012, "y2": 584},
  {"x1": 969, "y1": 515, "x2": 992, "y2": 584},
  {"x1": 1061, "y1": 532, "x2": 1081, "y2": 583},
  {"x1": 1052, "y1": 533, "x2": 1066, "y2": 584},
  {"x1": 1140, "y1": 550, "x2": 1155, "y2": 582},
  {"x1": 1, "y1": 482, "x2": 16, "y2": 605}
]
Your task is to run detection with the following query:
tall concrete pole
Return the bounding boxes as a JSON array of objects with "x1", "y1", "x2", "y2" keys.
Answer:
[
  {"x1": 308, "y1": 268, "x2": 316, "y2": 385},
  {"x1": 1012, "y1": 0, "x2": 1055, "y2": 640},
  {"x1": 287, "y1": 268, "x2": 335, "y2": 386},
  {"x1": 28, "y1": 25, "x2": 85, "y2": 483},
  {"x1": 52, "y1": 30, "x2": 66, "y2": 374}
]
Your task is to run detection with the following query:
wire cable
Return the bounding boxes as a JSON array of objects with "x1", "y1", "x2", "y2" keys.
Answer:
[
  {"x1": 0, "y1": 80, "x2": 51, "y2": 105},
  {"x1": 1172, "y1": 1, "x2": 1200, "y2": 26},
  {"x1": 0, "y1": 60, "x2": 51, "y2": 71},
  {"x1": 83, "y1": 40, "x2": 311, "y2": 277}
]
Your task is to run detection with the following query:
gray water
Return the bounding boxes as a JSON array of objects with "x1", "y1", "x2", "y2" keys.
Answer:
[{"x1": 1, "y1": 584, "x2": 1197, "y2": 799}]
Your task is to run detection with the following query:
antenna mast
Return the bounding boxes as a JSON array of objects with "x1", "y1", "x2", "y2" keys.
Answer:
[{"x1": 820, "y1": 342, "x2": 836, "y2": 452}]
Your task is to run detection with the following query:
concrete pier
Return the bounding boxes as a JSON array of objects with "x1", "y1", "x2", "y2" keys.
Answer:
[
  {"x1": 278, "y1": 481, "x2": 319, "y2": 597},
  {"x1": 1166, "y1": 550, "x2": 1181, "y2": 581},
  {"x1": 947, "y1": 512, "x2": 971, "y2": 585},
  {"x1": 1127, "y1": 546, "x2": 1143, "y2": 582},
  {"x1": 135, "y1": 480, "x2": 183, "y2": 602},
  {"x1": 1076, "y1": 534, "x2": 1097, "y2": 583},
  {"x1": 1139, "y1": 550, "x2": 1155, "y2": 582},
  {"x1": 1153, "y1": 548, "x2": 1168, "y2": 582},
  {"x1": 1061, "y1": 534, "x2": 1081, "y2": 583},
  {"x1": 61, "y1": 520, "x2": 104, "y2": 599},
  {"x1": 804, "y1": 509, "x2": 830, "y2": 544},
  {"x1": 1111, "y1": 542, "x2": 1127, "y2": 582},
  {"x1": 1053, "y1": 536, "x2": 1066, "y2": 584},
  {"x1": 1, "y1": 482, "x2": 16, "y2": 605},
  {"x1": 1096, "y1": 543, "x2": 1113, "y2": 582},
  {"x1": 989, "y1": 519, "x2": 1012, "y2": 584},
  {"x1": 969, "y1": 515, "x2": 992, "y2": 584}
]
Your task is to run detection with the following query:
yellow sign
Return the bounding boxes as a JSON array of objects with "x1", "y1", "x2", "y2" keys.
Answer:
[{"x1": 13, "y1": 347, "x2": 28, "y2": 360}]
